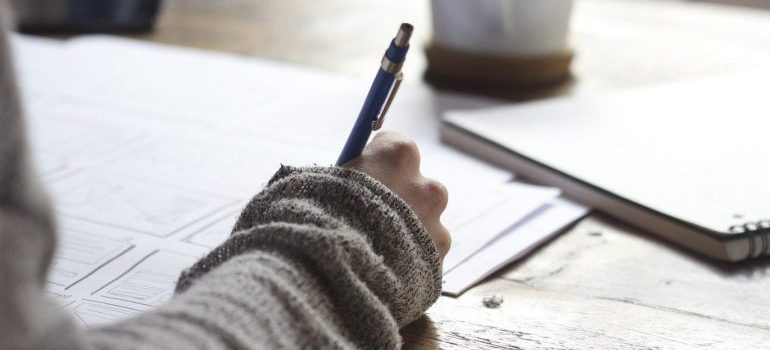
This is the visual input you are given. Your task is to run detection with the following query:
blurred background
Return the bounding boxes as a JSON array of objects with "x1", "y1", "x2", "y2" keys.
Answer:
[{"x1": 11, "y1": 0, "x2": 770, "y2": 99}]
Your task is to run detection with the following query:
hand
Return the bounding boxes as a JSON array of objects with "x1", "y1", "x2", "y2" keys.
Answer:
[{"x1": 343, "y1": 131, "x2": 451, "y2": 259}]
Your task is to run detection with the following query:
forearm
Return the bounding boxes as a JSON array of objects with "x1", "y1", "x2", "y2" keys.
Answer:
[
  {"x1": 87, "y1": 166, "x2": 441, "y2": 349},
  {"x1": 0, "y1": 3, "x2": 82, "y2": 348},
  {"x1": 1, "y1": 0, "x2": 439, "y2": 345},
  {"x1": 88, "y1": 249, "x2": 375, "y2": 349}
]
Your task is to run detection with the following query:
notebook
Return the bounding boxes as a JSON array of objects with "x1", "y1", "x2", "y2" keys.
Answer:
[{"x1": 442, "y1": 70, "x2": 770, "y2": 262}]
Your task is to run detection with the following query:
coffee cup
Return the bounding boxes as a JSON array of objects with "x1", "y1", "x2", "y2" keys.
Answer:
[{"x1": 426, "y1": 0, "x2": 574, "y2": 89}]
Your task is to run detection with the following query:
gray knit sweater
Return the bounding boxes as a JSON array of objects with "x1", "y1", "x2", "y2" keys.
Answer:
[{"x1": 0, "y1": 4, "x2": 442, "y2": 349}]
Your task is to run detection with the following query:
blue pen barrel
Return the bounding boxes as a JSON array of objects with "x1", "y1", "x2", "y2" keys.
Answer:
[
  {"x1": 336, "y1": 69, "x2": 395, "y2": 166},
  {"x1": 335, "y1": 23, "x2": 412, "y2": 166},
  {"x1": 385, "y1": 40, "x2": 409, "y2": 64}
]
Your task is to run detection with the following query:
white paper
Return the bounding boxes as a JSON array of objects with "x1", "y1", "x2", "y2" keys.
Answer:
[
  {"x1": 442, "y1": 197, "x2": 589, "y2": 296},
  {"x1": 11, "y1": 35, "x2": 560, "y2": 327},
  {"x1": 442, "y1": 183, "x2": 560, "y2": 272}
]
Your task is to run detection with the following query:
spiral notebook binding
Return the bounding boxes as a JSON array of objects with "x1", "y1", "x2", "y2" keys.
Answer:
[{"x1": 729, "y1": 220, "x2": 770, "y2": 259}]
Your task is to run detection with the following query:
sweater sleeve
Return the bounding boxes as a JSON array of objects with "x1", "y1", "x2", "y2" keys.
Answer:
[
  {"x1": 0, "y1": 1, "x2": 441, "y2": 348},
  {"x1": 84, "y1": 166, "x2": 443, "y2": 349},
  {"x1": 0, "y1": 4, "x2": 85, "y2": 350}
]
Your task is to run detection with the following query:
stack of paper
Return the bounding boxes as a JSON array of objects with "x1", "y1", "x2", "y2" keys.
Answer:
[{"x1": 12, "y1": 35, "x2": 587, "y2": 327}]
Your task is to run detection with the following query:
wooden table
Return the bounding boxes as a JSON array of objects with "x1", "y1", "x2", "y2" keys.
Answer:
[{"x1": 131, "y1": 0, "x2": 770, "y2": 348}]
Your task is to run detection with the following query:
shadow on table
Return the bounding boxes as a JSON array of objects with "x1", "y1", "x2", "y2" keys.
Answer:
[{"x1": 400, "y1": 315, "x2": 439, "y2": 350}]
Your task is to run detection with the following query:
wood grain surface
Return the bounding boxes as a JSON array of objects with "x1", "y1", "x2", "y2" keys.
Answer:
[{"x1": 130, "y1": 0, "x2": 770, "y2": 348}]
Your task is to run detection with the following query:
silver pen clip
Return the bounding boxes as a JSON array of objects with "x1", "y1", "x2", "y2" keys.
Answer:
[{"x1": 372, "y1": 71, "x2": 403, "y2": 131}]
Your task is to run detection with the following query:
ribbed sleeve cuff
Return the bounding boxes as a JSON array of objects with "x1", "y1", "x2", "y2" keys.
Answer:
[{"x1": 175, "y1": 166, "x2": 442, "y2": 327}]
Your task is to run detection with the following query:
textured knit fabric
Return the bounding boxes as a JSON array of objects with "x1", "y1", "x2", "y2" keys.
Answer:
[{"x1": 0, "y1": 2, "x2": 442, "y2": 349}]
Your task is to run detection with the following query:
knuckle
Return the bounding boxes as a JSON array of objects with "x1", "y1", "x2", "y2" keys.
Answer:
[
  {"x1": 378, "y1": 138, "x2": 420, "y2": 169},
  {"x1": 373, "y1": 130, "x2": 398, "y2": 141},
  {"x1": 423, "y1": 179, "x2": 449, "y2": 212},
  {"x1": 389, "y1": 139, "x2": 420, "y2": 161},
  {"x1": 436, "y1": 227, "x2": 452, "y2": 255}
]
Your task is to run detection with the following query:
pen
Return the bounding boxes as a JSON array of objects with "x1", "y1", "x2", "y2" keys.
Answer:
[{"x1": 335, "y1": 23, "x2": 413, "y2": 166}]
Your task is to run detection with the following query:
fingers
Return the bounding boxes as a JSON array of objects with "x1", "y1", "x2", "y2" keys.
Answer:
[
  {"x1": 342, "y1": 131, "x2": 452, "y2": 259},
  {"x1": 418, "y1": 177, "x2": 449, "y2": 216},
  {"x1": 426, "y1": 222, "x2": 452, "y2": 258},
  {"x1": 411, "y1": 177, "x2": 451, "y2": 258},
  {"x1": 369, "y1": 131, "x2": 421, "y2": 175},
  {"x1": 343, "y1": 131, "x2": 420, "y2": 181}
]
